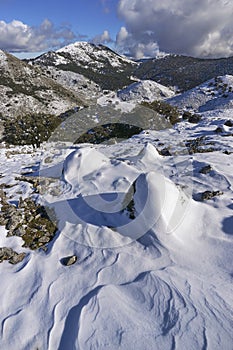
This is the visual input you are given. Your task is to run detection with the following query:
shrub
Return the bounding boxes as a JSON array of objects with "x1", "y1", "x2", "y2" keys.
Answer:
[
  {"x1": 141, "y1": 100, "x2": 180, "y2": 124},
  {"x1": 3, "y1": 114, "x2": 61, "y2": 148}
]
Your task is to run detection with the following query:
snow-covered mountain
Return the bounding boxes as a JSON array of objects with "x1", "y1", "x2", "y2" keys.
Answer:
[
  {"x1": 28, "y1": 42, "x2": 138, "y2": 92},
  {"x1": 168, "y1": 75, "x2": 233, "y2": 112},
  {"x1": 117, "y1": 79, "x2": 175, "y2": 102},
  {"x1": 0, "y1": 49, "x2": 84, "y2": 118},
  {"x1": 136, "y1": 54, "x2": 233, "y2": 91}
]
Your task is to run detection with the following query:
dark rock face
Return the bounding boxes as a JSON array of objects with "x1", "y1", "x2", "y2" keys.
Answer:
[{"x1": 188, "y1": 114, "x2": 202, "y2": 124}]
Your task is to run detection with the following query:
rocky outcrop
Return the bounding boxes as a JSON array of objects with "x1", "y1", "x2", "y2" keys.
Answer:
[{"x1": 0, "y1": 247, "x2": 26, "y2": 264}]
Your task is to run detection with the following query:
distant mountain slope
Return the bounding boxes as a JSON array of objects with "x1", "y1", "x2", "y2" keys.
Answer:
[
  {"x1": 117, "y1": 79, "x2": 174, "y2": 102},
  {"x1": 135, "y1": 55, "x2": 233, "y2": 91},
  {"x1": 167, "y1": 75, "x2": 233, "y2": 112},
  {"x1": 28, "y1": 42, "x2": 138, "y2": 91},
  {"x1": 26, "y1": 42, "x2": 233, "y2": 95},
  {"x1": 0, "y1": 50, "x2": 84, "y2": 118}
]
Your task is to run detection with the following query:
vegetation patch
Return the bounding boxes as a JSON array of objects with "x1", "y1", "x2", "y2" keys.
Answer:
[
  {"x1": 186, "y1": 136, "x2": 217, "y2": 154},
  {"x1": 2, "y1": 113, "x2": 62, "y2": 148},
  {"x1": 182, "y1": 111, "x2": 202, "y2": 123},
  {"x1": 141, "y1": 100, "x2": 180, "y2": 125},
  {"x1": 75, "y1": 123, "x2": 143, "y2": 144}
]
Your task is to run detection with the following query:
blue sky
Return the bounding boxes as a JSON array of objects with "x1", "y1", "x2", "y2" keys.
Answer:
[
  {"x1": 0, "y1": 0, "x2": 233, "y2": 59},
  {"x1": 1, "y1": 0, "x2": 121, "y2": 40}
]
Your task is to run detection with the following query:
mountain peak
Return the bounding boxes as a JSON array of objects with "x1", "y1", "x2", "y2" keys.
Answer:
[
  {"x1": 56, "y1": 41, "x2": 97, "y2": 53},
  {"x1": 56, "y1": 40, "x2": 136, "y2": 66}
]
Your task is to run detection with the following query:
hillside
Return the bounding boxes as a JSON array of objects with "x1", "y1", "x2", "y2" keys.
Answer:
[
  {"x1": 168, "y1": 75, "x2": 233, "y2": 112},
  {"x1": 28, "y1": 42, "x2": 138, "y2": 91},
  {"x1": 117, "y1": 79, "x2": 175, "y2": 102},
  {"x1": 0, "y1": 50, "x2": 84, "y2": 119},
  {"x1": 136, "y1": 54, "x2": 233, "y2": 91}
]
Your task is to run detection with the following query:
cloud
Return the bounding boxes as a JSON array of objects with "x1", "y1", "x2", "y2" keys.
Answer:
[
  {"x1": 116, "y1": 26, "x2": 129, "y2": 45},
  {"x1": 116, "y1": 26, "x2": 160, "y2": 59},
  {"x1": 116, "y1": 0, "x2": 233, "y2": 58},
  {"x1": 91, "y1": 30, "x2": 113, "y2": 45},
  {"x1": 0, "y1": 19, "x2": 78, "y2": 52}
]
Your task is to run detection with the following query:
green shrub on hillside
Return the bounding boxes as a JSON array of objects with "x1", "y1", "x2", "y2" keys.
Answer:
[
  {"x1": 3, "y1": 114, "x2": 61, "y2": 148},
  {"x1": 141, "y1": 100, "x2": 180, "y2": 124}
]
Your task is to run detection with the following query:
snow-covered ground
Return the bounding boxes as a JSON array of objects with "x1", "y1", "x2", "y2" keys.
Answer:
[
  {"x1": 117, "y1": 80, "x2": 174, "y2": 102},
  {"x1": 0, "y1": 99, "x2": 233, "y2": 349},
  {"x1": 168, "y1": 75, "x2": 233, "y2": 112}
]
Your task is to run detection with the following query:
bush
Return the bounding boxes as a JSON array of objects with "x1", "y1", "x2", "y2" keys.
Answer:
[
  {"x1": 3, "y1": 114, "x2": 61, "y2": 148},
  {"x1": 141, "y1": 100, "x2": 180, "y2": 124}
]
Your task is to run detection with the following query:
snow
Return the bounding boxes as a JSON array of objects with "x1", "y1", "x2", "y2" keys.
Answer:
[
  {"x1": 0, "y1": 85, "x2": 233, "y2": 349},
  {"x1": 168, "y1": 75, "x2": 233, "y2": 112},
  {"x1": 0, "y1": 50, "x2": 8, "y2": 68},
  {"x1": 118, "y1": 80, "x2": 174, "y2": 102},
  {"x1": 56, "y1": 41, "x2": 136, "y2": 70},
  {"x1": 97, "y1": 79, "x2": 174, "y2": 112},
  {"x1": 97, "y1": 91, "x2": 137, "y2": 112}
]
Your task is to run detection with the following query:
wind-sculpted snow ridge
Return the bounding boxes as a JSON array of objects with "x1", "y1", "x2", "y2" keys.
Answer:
[{"x1": 0, "y1": 104, "x2": 233, "y2": 349}]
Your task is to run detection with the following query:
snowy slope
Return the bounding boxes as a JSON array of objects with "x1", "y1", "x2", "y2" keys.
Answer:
[
  {"x1": 56, "y1": 42, "x2": 136, "y2": 70},
  {"x1": 28, "y1": 41, "x2": 138, "y2": 92},
  {"x1": 0, "y1": 50, "x2": 84, "y2": 118},
  {"x1": 117, "y1": 79, "x2": 175, "y2": 102},
  {"x1": 168, "y1": 75, "x2": 233, "y2": 112},
  {"x1": 0, "y1": 100, "x2": 232, "y2": 349}
]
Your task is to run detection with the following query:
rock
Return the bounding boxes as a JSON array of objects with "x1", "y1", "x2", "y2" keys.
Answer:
[
  {"x1": 182, "y1": 111, "x2": 192, "y2": 120},
  {"x1": 38, "y1": 236, "x2": 51, "y2": 243},
  {"x1": 158, "y1": 147, "x2": 171, "y2": 156},
  {"x1": 0, "y1": 190, "x2": 57, "y2": 250},
  {"x1": 0, "y1": 247, "x2": 26, "y2": 264},
  {"x1": 201, "y1": 190, "x2": 223, "y2": 201},
  {"x1": 188, "y1": 114, "x2": 202, "y2": 124},
  {"x1": 9, "y1": 252, "x2": 26, "y2": 265},
  {"x1": 199, "y1": 165, "x2": 212, "y2": 174},
  {"x1": 60, "y1": 255, "x2": 78, "y2": 266},
  {"x1": 224, "y1": 120, "x2": 233, "y2": 127},
  {"x1": 215, "y1": 126, "x2": 223, "y2": 133}
]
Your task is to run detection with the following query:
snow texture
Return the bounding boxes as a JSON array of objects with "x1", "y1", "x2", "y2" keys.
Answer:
[{"x1": 0, "y1": 76, "x2": 233, "y2": 350}]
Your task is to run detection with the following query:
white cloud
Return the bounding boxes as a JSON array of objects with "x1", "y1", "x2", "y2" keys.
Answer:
[
  {"x1": 91, "y1": 30, "x2": 112, "y2": 45},
  {"x1": 116, "y1": 26, "x2": 129, "y2": 45},
  {"x1": 0, "y1": 19, "x2": 77, "y2": 52},
  {"x1": 116, "y1": 0, "x2": 233, "y2": 58},
  {"x1": 116, "y1": 26, "x2": 160, "y2": 59}
]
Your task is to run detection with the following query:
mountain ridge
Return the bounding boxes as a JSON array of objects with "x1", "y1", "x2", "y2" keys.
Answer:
[{"x1": 0, "y1": 49, "x2": 84, "y2": 119}]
